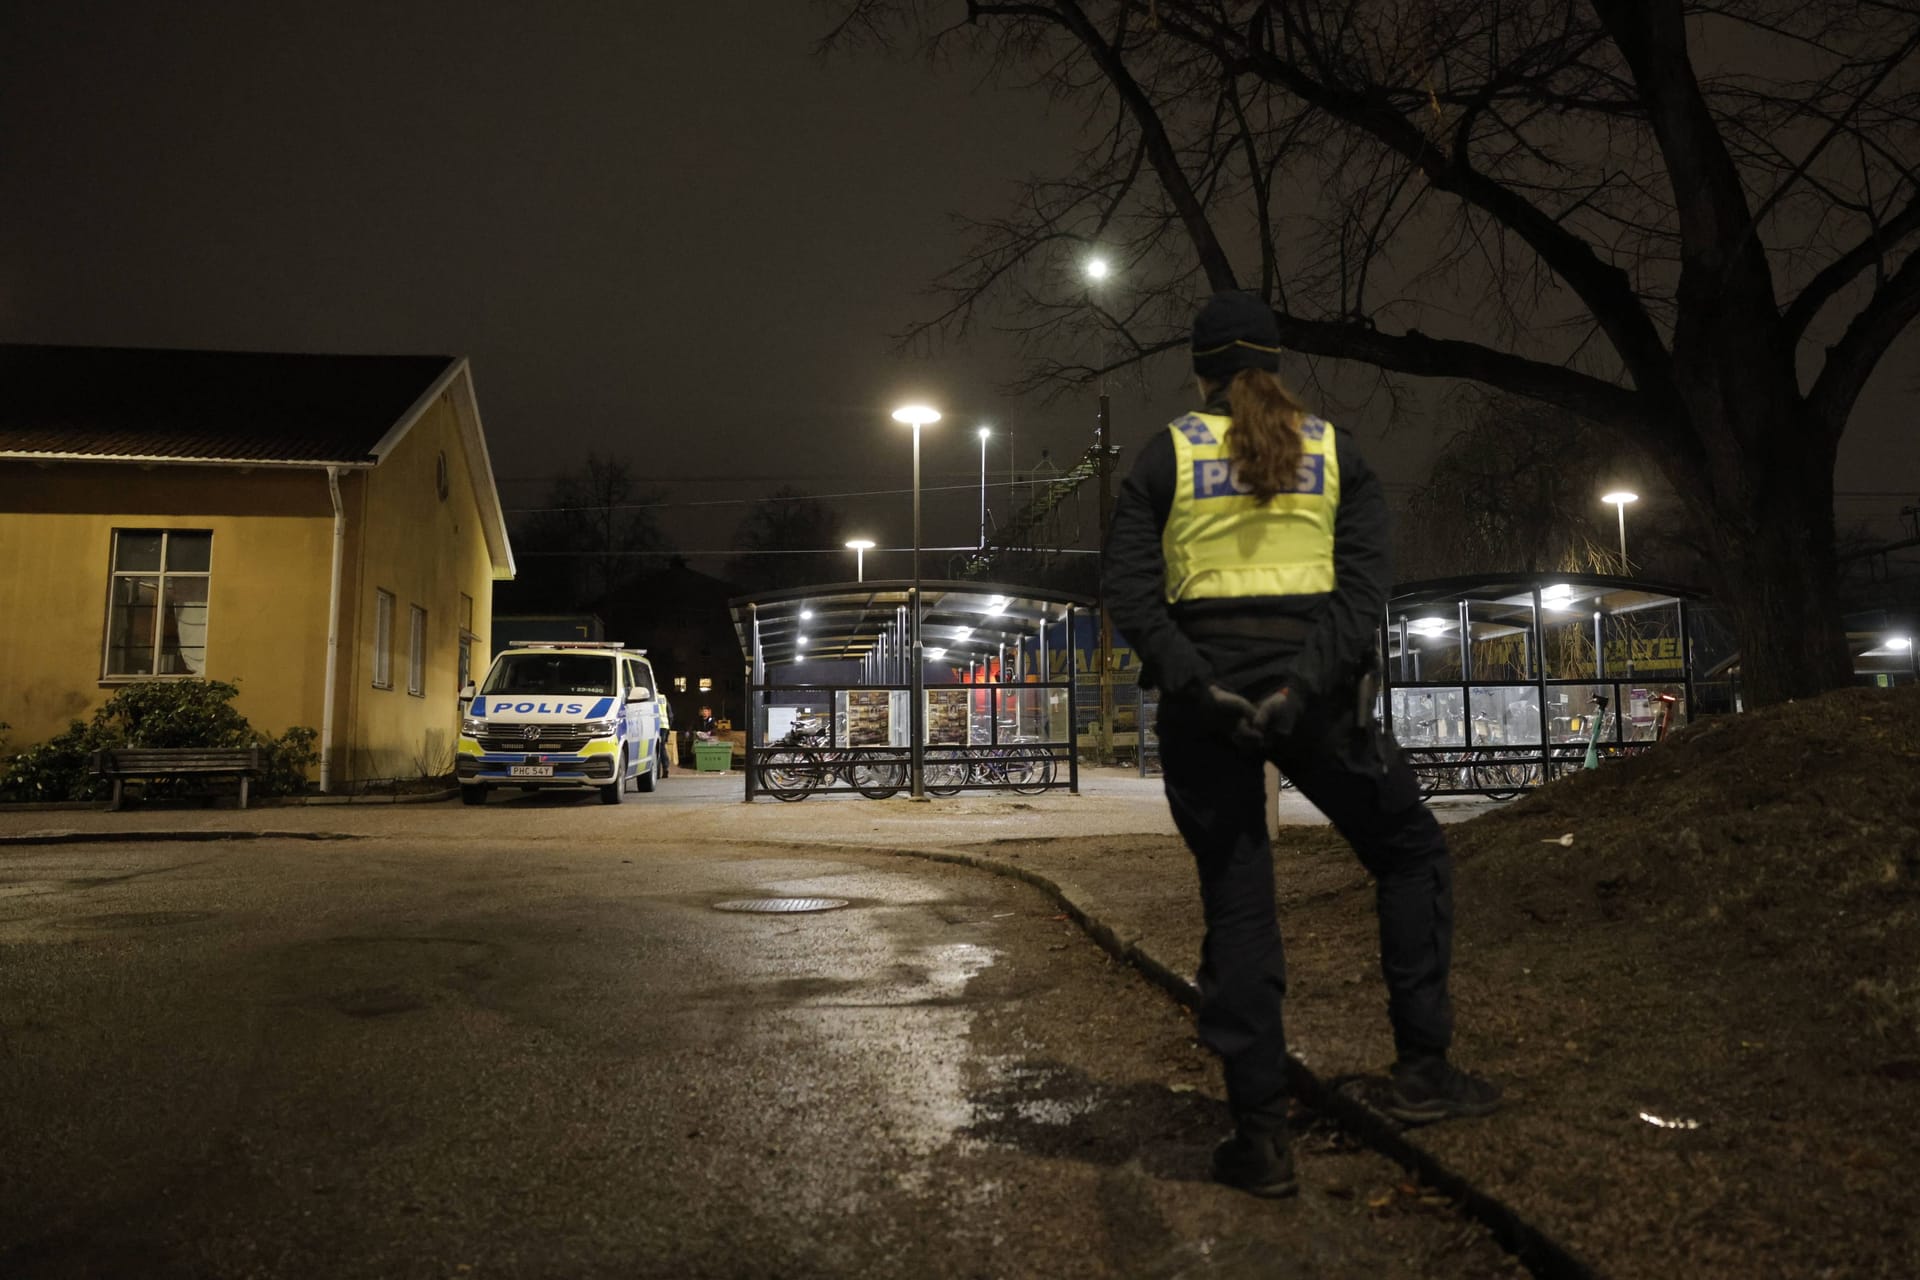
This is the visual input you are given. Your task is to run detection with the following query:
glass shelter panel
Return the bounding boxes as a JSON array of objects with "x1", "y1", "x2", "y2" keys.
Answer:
[
  {"x1": 1396, "y1": 616, "x2": 1465, "y2": 683},
  {"x1": 1464, "y1": 598, "x2": 1537, "y2": 681},
  {"x1": 1602, "y1": 598, "x2": 1686, "y2": 684},
  {"x1": 1539, "y1": 611, "x2": 1601, "y2": 680},
  {"x1": 1392, "y1": 687, "x2": 1466, "y2": 747},
  {"x1": 1542, "y1": 684, "x2": 1613, "y2": 744},
  {"x1": 1469, "y1": 686, "x2": 1543, "y2": 746},
  {"x1": 1621, "y1": 683, "x2": 1687, "y2": 741}
]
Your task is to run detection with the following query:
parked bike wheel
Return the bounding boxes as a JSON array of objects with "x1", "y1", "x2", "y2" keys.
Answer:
[
  {"x1": 758, "y1": 748, "x2": 817, "y2": 802},
  {"x1": 850, "y1": 760, "x2": 906, "y2": 799},
  {"x1": 1472, "y1": 759, "x2": 1537, "y2": 801},
  {"x1": 924, "y1": 749, "x2": 969, "y2": 797},
  {"x1": 1008, "y1": 753, "x2": 1054, "y2": 795}
]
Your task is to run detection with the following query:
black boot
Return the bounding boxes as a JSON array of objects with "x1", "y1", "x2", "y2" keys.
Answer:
[
  {"x1": 1384, "y1": 1056, "x2": 1502, "y2": 1124},
  {"x1": 1211, "y1": 1107, "x2": 1298, "y2": 1198}
]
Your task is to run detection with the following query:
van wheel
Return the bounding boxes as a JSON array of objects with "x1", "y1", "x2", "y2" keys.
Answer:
[
  {"x1": 461, "y1": 785, "x2": 489, "y2": 806},
  {"x1": 635, "y1": 759, "x2": 656, "y2": 793},
  {"x1": 599, "y1": 751, "x2": 626, "y2": 805}
]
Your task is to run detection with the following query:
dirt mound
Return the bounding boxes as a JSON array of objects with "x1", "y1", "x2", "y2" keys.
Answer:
[
  {"x1": 1456, "y1": 685, "x2": 1920, "y2": 1053},
  {"x1": 1261, "y1": 684, "x2": 1920, "y2": 1276}
]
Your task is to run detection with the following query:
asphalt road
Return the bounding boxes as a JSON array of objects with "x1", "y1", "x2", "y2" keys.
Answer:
[{"x1": 0, "y1": 833, "x2": 1520, "y2": 1279}]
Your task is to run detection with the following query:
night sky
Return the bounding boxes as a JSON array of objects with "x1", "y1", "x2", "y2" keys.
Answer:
[{"x1": 4, "y1": 2, "x2": 1914, "y2": 570}]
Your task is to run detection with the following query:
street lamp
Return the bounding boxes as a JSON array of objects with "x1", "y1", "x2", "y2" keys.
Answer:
[
  {"x1": 976, "y1": 425, "x2": 991, "y2": 550},
  {"x1": 845, "y1": 538, "x2": 875, "y2": 583},
  {"x1": 1601, "y1": 491, "x2": 1639, "y2": 571},
  {"x1": 1084, "y1": 255, "x2": 1118, "y2": 761},
  {"x1": 892, "y1": 403, "x2": 941, "y2": 798}
]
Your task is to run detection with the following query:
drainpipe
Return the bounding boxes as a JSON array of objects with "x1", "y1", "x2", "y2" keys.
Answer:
[{"x1": 321, "y1": 466, "x2": 345, "y2": 793}]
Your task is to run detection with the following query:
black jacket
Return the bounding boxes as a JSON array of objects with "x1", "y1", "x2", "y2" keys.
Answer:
[{"x1": 1103, "y1": 409, "x2": 1393, "y2": 702}]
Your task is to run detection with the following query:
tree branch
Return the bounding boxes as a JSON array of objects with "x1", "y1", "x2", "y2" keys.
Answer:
[
  {"x1": 1782, "y1": 183, "x2": 1920, "y2": 342},
  {"x1": 1266, "y1": 310, "x2": 1651, "y2": 438},
  {"x1": 1156, "y1": 4, "x2": 1680, "y2": 406},
  {"x1": 1807, "y1": 243, "x2": 1920, "y2": 428}
]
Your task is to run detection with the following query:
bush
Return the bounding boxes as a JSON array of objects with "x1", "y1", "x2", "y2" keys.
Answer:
[{"x1": 0, "y1": 682, "x2": 319, "y2": 802}]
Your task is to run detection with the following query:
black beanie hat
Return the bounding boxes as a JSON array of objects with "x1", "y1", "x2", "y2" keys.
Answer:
[{"x1": 1191, "y1": 290, "x2": 1282, "y2": 382}]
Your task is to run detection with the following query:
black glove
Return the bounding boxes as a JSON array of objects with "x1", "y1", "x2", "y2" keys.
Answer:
[
  {"x1": 1250, "y1": 685, "x2": 1302, "y2": 748},
  {"x1": 1193, "y1": 682, "x2": 1263, "y2": 751}
]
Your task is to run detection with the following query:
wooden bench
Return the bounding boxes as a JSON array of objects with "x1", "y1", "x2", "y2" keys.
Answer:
[{"x1": 88, "y1": 747, "x2": 263, "y2": 810}]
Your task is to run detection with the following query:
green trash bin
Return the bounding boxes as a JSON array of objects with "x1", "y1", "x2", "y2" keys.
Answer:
[{"x1": 693, "y1": 742, "x2": 734, "y2": 773}]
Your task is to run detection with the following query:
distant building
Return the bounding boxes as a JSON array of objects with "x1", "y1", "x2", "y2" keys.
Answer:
[{"x1": 0, "y1": 344, "x2": 515, "y2": 788}]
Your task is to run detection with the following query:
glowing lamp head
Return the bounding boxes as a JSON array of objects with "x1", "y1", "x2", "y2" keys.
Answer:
[
  {"x1": 1085, "y1": 256, "x2": 1110, "y2": 281},
  {"x1": 891, "y1": 404, "x2": 941, "y2": 428},
  {"x1": 844, "y1": 538, "x2": 875, "y2": 551},
  {"x1": 1602, "y1": 491, "x2": 1639, "y2": 506}
]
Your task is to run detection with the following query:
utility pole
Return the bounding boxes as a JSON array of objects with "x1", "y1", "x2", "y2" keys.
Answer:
[{"x1": 1097, "y1": 391, "x2": 1115, "y2": 765}]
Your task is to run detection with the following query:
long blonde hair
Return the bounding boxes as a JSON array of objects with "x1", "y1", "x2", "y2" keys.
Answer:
[{"x1": 1201, "y1": 368, "x2": 1311, "y2": 503}]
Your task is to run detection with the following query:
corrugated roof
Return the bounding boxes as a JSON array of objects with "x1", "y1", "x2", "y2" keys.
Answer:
[{"x1": 0, "y1": 344, "x2": 459, "y2": 464}]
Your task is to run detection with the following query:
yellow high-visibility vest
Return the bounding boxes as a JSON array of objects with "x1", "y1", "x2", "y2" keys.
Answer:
[{"x1": 1161, "y1": 411, "x2": 1340, "y2": 602}]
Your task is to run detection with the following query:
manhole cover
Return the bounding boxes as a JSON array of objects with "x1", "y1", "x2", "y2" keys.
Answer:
[{"x1": 712, "y1": 897, "x2": 851, "y2": 914}]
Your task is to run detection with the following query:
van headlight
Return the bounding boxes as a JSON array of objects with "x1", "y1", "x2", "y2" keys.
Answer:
[
  {"x1": 585, "y1": 718, "x2": 620, "y2": 737},
  {"x1": 461, "y1": 716, "x2": 484, "y2": 735}
]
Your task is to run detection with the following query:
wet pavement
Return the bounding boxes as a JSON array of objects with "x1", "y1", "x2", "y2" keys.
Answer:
[{"x1": 0, "y1": 831, "x2": 1521, "y2": 1279}]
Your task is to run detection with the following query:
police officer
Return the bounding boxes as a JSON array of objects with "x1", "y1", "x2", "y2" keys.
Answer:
[{"x1": 1104, "y1": 291, "x2": 1500, "y2": 1198}]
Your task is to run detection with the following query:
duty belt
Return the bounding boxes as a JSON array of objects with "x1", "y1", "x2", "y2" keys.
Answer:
[{"x1": 1176, "y1": 614, "x2": 1315, "y2": 644}]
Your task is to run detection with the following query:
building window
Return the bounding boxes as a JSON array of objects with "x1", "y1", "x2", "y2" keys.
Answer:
[
  {"x1": 457, "y1": 592, "x2": 477, "y2": 693},
  {"x1": 408, "y1": 605, "x2": 427, "y2": 697},
  {"x1": 104, "y1": 529, "x2": 211, "y2": 677},
  {"x1": 373, "y1": 590, "x2": 394, "y2": 689},
  {"x1": 673, "y1": 676, "x2": 687, "y2": 692},
  {"x1": 698, "y1": 677, "x2": 713, "y2": 692}
]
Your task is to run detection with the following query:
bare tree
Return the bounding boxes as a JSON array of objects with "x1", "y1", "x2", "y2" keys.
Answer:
[
  {"x1": 726, "y1": 487, "x2": 851, "y2": 595},
  {"x1": 827, "y1": 0, "x2": 1920, "y2": 704},
  {"x1": 513, "y1": 454, "x2": 672, "y2": 612},
  {"x1": 1396, "y1": 390, "x2": 1673, "y2": 580}
]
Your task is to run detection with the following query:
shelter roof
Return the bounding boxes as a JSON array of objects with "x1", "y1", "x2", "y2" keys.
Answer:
[
  {"x1": 729, "y1": 580, "x2": 1096, "y2": 667},
  {"x1": 1389, "y1": 573, "x2": 1705, "y2": 621}
]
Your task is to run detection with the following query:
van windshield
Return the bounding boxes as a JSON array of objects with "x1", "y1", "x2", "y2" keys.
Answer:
[{"x1": 481, "y1": 654, "x2": 618, "y2": 697}]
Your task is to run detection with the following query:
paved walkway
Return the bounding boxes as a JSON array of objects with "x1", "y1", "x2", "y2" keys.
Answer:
[
  {"x1": 0, "y1": 773, "x2": 1545, "y2": 1260},
  {"x1": 0, "y1": 766, "x2": 1493, "y2": 846}
]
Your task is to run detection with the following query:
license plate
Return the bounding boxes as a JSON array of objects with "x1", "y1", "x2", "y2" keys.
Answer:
[{"x1": 509, "y1": 765, "x2": 554, "y2": 778}]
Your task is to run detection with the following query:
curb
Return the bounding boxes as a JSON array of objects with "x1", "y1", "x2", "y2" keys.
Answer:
[
  {"x1": 868, "y1": 840, "x2": 1596, "y2": 1280},
  {"x1": 0, "y1": 830, "x2": 361, "y2": 847}
]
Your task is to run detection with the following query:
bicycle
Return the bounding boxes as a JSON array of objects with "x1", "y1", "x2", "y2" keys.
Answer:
[
  {"x1": 921, "y1": 740, "x2": 1059, "y2": 796},
  {"x1": 756, "y1": 716, "x2": 907, "y2": 801}
]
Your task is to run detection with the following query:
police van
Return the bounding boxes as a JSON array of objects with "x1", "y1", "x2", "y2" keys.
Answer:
[{"x1": 456, "y1": 643, "x2": 663, "y2": 806}]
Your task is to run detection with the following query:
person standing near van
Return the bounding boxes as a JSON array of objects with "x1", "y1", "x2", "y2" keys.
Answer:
[{"x1": 1104, "y1": 291, "x2": 1501, "y2": 1198}]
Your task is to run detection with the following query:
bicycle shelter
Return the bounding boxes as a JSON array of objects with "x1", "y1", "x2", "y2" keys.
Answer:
[
  {"x1": 1382, "y1": 573, "x2": 1705, "y2": 796},
  {"x1": 729, "y1": 580, "x2": 1095, "y2": 801}
]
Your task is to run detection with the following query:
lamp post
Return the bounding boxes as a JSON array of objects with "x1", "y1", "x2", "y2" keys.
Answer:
[
  {"x1": 1085, "y1": 254, "x2": 1117, "y2": 763},
  {"x1": 845, "y1": 538, "x2": 875, "y2": 583},
  {"x1": 976, "y1": 425, "x2": 991, "y2": 550},
  {"x1": 892, "y1": 403, "x2": 941, "y2": 798},
  {"x1": 1601, "y1": 491, "x2": 1639, "y2": 571}
]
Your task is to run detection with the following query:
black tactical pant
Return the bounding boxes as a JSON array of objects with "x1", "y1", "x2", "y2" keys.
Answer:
[{"x1": 1157, "y1": 695, "x2": 1455, "y2": 1120}]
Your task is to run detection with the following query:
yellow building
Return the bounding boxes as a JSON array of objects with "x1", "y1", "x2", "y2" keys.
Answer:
[{"x1": 0, "y1": 345, "x2": 515, "y2": 788}]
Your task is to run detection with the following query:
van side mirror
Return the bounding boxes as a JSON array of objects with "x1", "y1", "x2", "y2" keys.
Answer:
[
  {"x1": 626, "y1": 687, "x2": 653, "y2": 703},
  {"x1": 460, "y1": 682, "x2": 477, "y2": 700}
]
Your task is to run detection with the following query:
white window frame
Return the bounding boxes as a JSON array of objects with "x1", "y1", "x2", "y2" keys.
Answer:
[
  {"x1": 373, "y1": 590, "x2": 395, "y2": 689},
  {"x1": 101, "y1": 528, "x2": 213, "y2": 680},
  {"x1": 407, "y1": 604, "x2": 427, "y2": 697}
]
